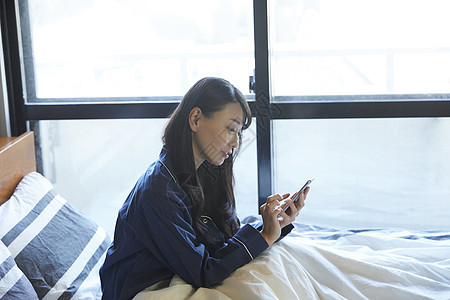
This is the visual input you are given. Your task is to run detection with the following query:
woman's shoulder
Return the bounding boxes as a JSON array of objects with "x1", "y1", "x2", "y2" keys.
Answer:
[
  {"x1": 118, "y1": 165, "x2": 191, "y2": 226},
  {"x1": 132, "y1": 159, "x2": 190, "y2": 208}
]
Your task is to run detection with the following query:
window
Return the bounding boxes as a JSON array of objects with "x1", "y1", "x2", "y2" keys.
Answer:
[
  {"x1": 2, "y1": 0, "x2": 450, "y2": 232},
  {"x1": 270, "y1": 0, "x2": 450, "y2": 97},
  {"x1": 253, "y1": 0, "x2": 450, "y2": 230},
  {"x1": 273, "y1": 117, "x2": 450, "y2": 229},
  {"x1": 25, "y1": 0, "x2": 254, "y2": 100}
]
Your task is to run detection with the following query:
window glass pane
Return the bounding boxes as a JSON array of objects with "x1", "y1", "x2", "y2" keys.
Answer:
[
  {"x1": 33, "y1": 118, "x2": 257, "y2": 236},
  {"x1": 35, "y1": 119, "x2": 166, "y2": 236},
  {"x1": 270, "y1": 0, "x2": 450, "y2": 97},
  {"x1": 273, "y1": 117, "x2": 450, "y2": 229},
  {"x1": 25, "y1": 0, "x2": 254, "y2": 100}
]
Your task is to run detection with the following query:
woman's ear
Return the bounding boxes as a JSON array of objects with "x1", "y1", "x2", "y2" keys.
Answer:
[{"x1": 189, "y1": 107, "x2": 202, "y2": 132}]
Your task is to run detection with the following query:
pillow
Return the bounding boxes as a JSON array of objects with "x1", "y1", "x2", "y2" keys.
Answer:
[
  {"x1": 0, "y1": 240, "x2": 38, "y2": 299},
  {"x1": 0, "y1": 172, "x2": 111, "y2": 299}
]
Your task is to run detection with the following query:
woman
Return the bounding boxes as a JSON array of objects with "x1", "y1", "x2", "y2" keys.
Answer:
[{"x1": 99, "y1": 77, "x2": 309, "y2": 300}]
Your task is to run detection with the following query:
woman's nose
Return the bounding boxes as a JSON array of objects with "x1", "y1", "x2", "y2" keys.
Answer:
[{"x1": 230, "y1": 132, "x2": 239, "y2": 149}]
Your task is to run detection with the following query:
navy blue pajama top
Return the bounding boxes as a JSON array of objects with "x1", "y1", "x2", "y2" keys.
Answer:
[{"x1": 99, "y1": 147, "x2": 293, "y2": 300}]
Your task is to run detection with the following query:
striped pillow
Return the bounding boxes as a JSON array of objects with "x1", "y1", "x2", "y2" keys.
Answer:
[
  {"x1": 0, "y1": 172, "x2": 111, "y2": 299},
  {"x1": 0, "y1": 240, "x2": 38, "y2": 299}
]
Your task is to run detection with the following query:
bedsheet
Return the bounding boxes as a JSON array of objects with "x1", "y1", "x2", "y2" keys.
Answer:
[{"x1": 133, "y1": 221, "x2": 450, "y2": 300}]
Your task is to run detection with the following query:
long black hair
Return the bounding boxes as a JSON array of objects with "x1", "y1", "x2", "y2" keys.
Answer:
[{"x1": 163, "y1": 77, "x2": 252, "y2": 251}]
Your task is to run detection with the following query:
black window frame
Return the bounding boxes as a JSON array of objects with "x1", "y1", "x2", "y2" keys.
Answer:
[{"x1": 2, "y1": 0, "x2": 450, "y2": 212}]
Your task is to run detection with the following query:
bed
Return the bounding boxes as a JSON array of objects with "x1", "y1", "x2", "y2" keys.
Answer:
[
  {"x1": 133, "y1": 219, "x2": 450, "y2": 300},
  {"x1": 1, "y1": 132, "x2": 450, "y2": 300}
]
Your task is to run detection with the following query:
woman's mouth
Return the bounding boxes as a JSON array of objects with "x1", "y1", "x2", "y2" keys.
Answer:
[{"x1": 222, "y1": 151, "x2": 232, "y2": 158}]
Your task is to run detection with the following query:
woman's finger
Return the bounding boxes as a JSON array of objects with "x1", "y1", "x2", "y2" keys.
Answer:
[
  {"x1": 273, "y1": 205, "x2": 282, "y2": 216},
  {"x1": 266, "y1": 193, "x2": 283, "y2": 203},
  {"x1": 277, "y1": 209, "x2": 294, "y2": 225},
  {"x1": 295, "y1": 192, "x2": 306, "y2": 210},
  {"x1": 262, "y1": 200, "x2": 282, "y2": 216},
  {"x1": 282, "y1": 192, "x2": 290, "y2": 199},
  {"x1": 260, "y1": 203, "x2": 267, "y2": 214},
  {"x1": 268, "y1": 201, "x2": 282, "y2": 213},
  {"x1": 303, "y1": 187, "x2": 310, "y2": 199},
  {"x1": 281, "y1": 198, "x2": 295, "y2": 214}
]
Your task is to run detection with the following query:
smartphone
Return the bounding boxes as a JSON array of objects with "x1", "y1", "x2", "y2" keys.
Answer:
[{"x1": 284, "y1": 177, "x2": 315, "y2": 212}]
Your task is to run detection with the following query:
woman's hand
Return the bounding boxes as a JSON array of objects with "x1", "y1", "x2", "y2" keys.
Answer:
[
  {"x1": 278, "y1": 187, "x2": 309, "y2": 227},
  {"x1": 260, "y1": 188, "x2": 310, "y2": 246},
  {"x1": 260, "y1": 193, "x2": 289, "y2": 246}
]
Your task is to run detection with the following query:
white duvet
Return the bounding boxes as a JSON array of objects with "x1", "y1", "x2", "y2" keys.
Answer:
[{"x1": 134, "y1": 230, "x2": 450, "y2": 300}]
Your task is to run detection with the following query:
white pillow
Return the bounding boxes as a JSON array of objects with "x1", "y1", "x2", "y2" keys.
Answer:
[{"x1": 0, "y1": 172, "x2": 111, "y2": 300}]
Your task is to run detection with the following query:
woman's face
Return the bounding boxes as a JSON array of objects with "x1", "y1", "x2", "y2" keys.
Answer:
[{"x1": 190, "y1": 102, "x2": 244, "y2": 169}]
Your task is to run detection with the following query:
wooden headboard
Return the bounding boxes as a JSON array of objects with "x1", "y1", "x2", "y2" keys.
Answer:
[{"x1": 0, "y1": 131, "x2": 36, "y2": 205}]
